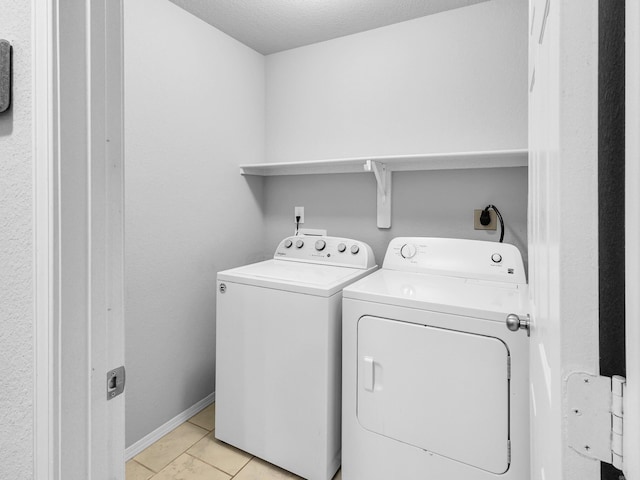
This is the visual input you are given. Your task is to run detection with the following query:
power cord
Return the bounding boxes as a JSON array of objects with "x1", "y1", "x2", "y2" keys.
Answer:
[
  {"x1": 480, "y1": 204, "x2": 505, "y2": 243},
  {"x1": 295, "y1": 215, "x2": 301, "y2": 235}
]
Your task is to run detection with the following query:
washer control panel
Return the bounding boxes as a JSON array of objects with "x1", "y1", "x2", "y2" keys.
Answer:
[
  {"x1": 274, "y1": 236, "x2": 376, "y2": 269},
  {"x1": 383, "y1": 237, "x2": 526, "y2": 284}
]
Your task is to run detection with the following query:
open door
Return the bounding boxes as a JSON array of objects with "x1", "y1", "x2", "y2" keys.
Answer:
[
  {"x1": 528, "y1": 0, "x2": 601, "y2": 479},
  {"x1": 529, "y1": 0, "x2": 637, "y2": 477},
  {"x1": 625, "y1": 1, "x2": 640, "y2": 478}
]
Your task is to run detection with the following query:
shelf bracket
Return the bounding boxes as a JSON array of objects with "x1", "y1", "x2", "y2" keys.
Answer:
[{"x1": 364, "y1": 160, "x2": 391, "y2": 229}]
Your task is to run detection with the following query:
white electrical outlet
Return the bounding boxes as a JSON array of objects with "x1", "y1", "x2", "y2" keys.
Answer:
[{"x1": 294, "y1": 206, "x2": 304, "y2": 224}]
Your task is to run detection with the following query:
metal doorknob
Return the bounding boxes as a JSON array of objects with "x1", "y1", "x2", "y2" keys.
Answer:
[{"x1": 506, "y1": 313, "x2": 530, "y2": 336}]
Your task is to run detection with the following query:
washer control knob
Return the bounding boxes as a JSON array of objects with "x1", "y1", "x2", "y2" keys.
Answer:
[
  {"x1": 350, "y1": 245, "x2": 360, "y2": 255},
  {"x1": 284, "y1": 239, "x2": 293, "y2": 248},
  {"x1": 295, "y1": 239, "x2": 304, "y2": 248},
  {"x1": 315, "y1": 240, "x2": 326, "y2": 251},
  {"x1": 491, "y1": 253, "x2": 502, "y2": 263},
  {"x1": 337, "y1": 243, "x2": 347, "y2": 253},
  {"x1": 401, "y1": 244, "x2": 417, "y2": 259}
]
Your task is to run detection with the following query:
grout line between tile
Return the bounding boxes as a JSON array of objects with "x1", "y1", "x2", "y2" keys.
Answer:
[
  {"x1": 185, "y1": 429, "x2": 254, "y2": 476},
  {"x1": 136, "y1": 427, "x2": 210, "y2": 474},
  {"x1": 229, "y1": 455, "x2": 256, "y2": 479},
  {"x1": 186, "y1": 418, "x2": 215, "y2": 432},
  {"x1": 130, "y1": 459, "x2": 155, "y2": 480},
  {"x1": 184, "y1": 452, "x2": 238, "y2": 479}
]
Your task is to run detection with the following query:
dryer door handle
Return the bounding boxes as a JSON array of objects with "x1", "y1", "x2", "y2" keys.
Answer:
[{"x1": 363, "y1": 356, "x2": 375, "y2": 391}]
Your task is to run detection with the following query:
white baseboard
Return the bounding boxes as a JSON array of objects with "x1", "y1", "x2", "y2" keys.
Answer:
[{"x1": 125, "y1": 391, "x2": 215, "y2": 461}]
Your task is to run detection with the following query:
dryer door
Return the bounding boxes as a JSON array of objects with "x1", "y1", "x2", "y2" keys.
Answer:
[{"x1": 357, "y1": 315, "x2": 510, "y2": 474}]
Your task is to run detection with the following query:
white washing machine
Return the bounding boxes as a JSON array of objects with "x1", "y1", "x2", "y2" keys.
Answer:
[
  {"x1": 342, "y1": 237, "x2": 530, "y2": 480},
  {"x1": 215, "y1": 235, "x2": 377, "y2": 480}
]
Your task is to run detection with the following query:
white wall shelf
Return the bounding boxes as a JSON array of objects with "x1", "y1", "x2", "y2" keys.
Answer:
[{"x1": 240, "y1": 149, "x2": 528, "y2": 228}]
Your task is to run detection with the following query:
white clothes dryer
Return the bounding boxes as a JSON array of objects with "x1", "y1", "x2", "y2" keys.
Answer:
[
  {"x1": 342, "y1": 237, "x2": 529, "y2": 480},
  {"x1": 215, "y1": 236, "x2": 377, "y2": 480}
]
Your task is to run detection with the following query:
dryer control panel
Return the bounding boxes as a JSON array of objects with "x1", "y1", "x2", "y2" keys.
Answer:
[
  {"x1": 383, "y1": 237, "x2": 526, "y2": 284},
  {"x1": 274, "y1": 236, "x2": 376, "y2": 270}
]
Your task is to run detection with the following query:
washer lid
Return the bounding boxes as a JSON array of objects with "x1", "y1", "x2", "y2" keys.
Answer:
[
  {"x1": 343, "y1": 269, "x2": 528, "y2": 321},
  {"x1": 218, "y1": 259, "x2": 378, "y2": 297}
]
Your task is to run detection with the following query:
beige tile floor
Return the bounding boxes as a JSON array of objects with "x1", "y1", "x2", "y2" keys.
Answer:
[{"x1": 126, "y1": 403, "x2": 342, "y2": 480}]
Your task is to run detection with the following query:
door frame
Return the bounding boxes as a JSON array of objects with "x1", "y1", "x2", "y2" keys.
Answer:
[
  {"x1": 625, "y1": 1, "x2": 640, "y2": 478},
  {"x1": 33, "y1": 0, "x2": 55, "y2": 475},
  {"x1": 33, "y1": 1, "x2": 125, "y2": 478}
]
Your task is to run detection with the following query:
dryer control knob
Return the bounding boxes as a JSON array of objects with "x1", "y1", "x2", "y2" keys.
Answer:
[
  {"x1": 337, "y1": 243, "x2": 346, "y2": 253},
  {"x1": 315, "y1": 240, "x2": 326, "y2": 251},
  {"x1": 401, "y1": 244, "x2": 417, "y2": 259},
  {"x1": 491, "y1": 253, "x2": 502, "y2": 263},
  {"x1": 284, "y1": 239, "x2": 293, "y2": 248},
  {"x1": 295, "y1": 239, "x2": 304, "y2": 248},
  {"x1": 350, "y1": 245, "x2": 360, "y2": 255}
]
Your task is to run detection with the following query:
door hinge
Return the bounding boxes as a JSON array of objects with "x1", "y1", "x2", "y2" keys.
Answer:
[
  {"x1": 507, "y1": 439, "x2": 511, "y2": 464},
  {"x1": 567, "y1": 372, "x2": 626, "y2": 470},
  {"x1": 107, "y1": 365, "x2": 125, "y2": 400},
  {"x1": 507, "y1": 356, "x2": 512, "y2": 380}
]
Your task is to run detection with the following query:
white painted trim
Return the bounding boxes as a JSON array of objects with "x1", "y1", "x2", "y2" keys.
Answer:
[
  {"x1": 33, "y1": 0, "x2": 125, "y2": 477},
  {"x1": 33, "y1": 0, "x2": 56, "y2": 478},
  {"x1": 124, "y1": 392, "x2": 216, "y2": 461},
  {"x1": 87, "y1": 1, "x2": 126, "y2": 477},
  {"x1": 625, "y1": 1, "x2": 640, "y2": 478}
]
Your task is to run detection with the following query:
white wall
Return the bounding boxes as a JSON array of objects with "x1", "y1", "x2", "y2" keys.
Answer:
[
  {"x1": 263, "y1": 168, "x2": 528, "y2": 265},
  {"x1": 266, "y1": 0, "x2": 527, "y2": 162},
  {"x1": 263, "y1": 0, "x2": 528, "y2": 263},
  {"x1": 0, "y1": 2, "x2": 34, "y2": 479},
  {"x1": 124, "y1": 0, "x2": 265, "y2": 447}
]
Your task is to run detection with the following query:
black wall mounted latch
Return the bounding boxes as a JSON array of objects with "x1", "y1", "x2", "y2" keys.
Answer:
[{"x1": 0, "y1": 39, "x2": 12, "y2": 113}]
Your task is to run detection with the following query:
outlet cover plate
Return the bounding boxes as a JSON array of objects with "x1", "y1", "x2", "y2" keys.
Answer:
[{"x1": 474, "y1": 209, "x2": 497, "y2": 230}]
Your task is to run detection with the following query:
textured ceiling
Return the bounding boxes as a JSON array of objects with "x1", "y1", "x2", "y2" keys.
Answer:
[{"x1": 168, "y1": 0, "x2": 489, "y2": 55}]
